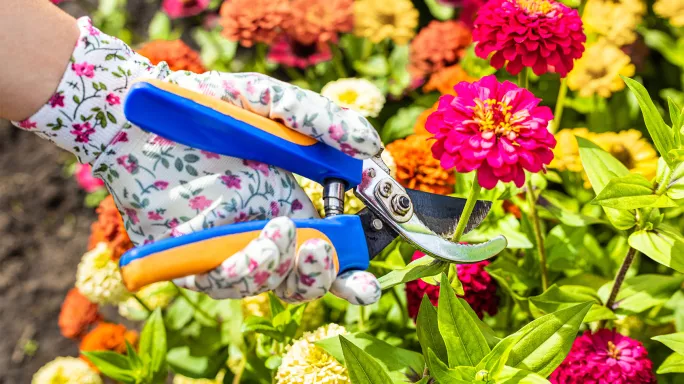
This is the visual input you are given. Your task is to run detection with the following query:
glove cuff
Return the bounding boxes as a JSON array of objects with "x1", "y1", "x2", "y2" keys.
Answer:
[{"x1": 11, "y1": 17, "x2": 166, "y2": 164}]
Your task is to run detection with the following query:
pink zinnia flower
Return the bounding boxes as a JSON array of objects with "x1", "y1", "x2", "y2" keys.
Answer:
[
  {"x1": 268, "y1": 36, "x2": 332, "y2": 69},
  {"x1": 550, "y1": 329, "x2": 656, "y2": 384},
  {"x1": 162, "y1": 0, "x2": 210, "y2": 19},
  {"x1": 106, "y1": 93, "x2": 120, "y2": 106},
  {"x1": 72, "y1": 62, "x2": 95, "y2": 78},
  {"x1": 74, "y1": 164, "x2": 105, "y2": 192},
  {"x1": 189, "y1": 196, "x2": 213, "y2": 210},
  {"x1": 473, "y1": 0, "x2": 585, "y2": 76},
  {"x1": 71, "y1": 122, "x2": 95, "y2": 143},
  {"x1": 426, "y1": 75, "x2": 555, "y2": 189},
  {"x1": 405, "y1": 251, "x2": 499, "y2": 319},
  {"x1": 49, "y1": 92, "x2": 65, "y2": 108}
]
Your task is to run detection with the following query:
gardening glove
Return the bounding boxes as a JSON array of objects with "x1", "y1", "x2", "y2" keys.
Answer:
[{"x1": 11, "y1": 17, "x2": 383, "y2": 305}]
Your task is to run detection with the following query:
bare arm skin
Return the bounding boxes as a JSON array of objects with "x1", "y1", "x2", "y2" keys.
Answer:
[{"x1": 0, "y1": 0, "x2": 79, "y2": 121}]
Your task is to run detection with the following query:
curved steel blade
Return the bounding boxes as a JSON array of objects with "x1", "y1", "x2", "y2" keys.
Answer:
[{"x1": 405, "y1": 188, "x2": 491, "y2": 239}]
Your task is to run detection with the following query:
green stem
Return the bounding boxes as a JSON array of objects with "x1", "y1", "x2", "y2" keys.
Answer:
[
  {"x1": 655, "y1": 167, "x2": 673, "y2": 195},
  {"x1": 132, "y1": 294, "x2": 152, "y2": 314},
  {"x1": 255, "y1": 44, "x2": 268, "y2": 74},
  {"x1": 330, "y1": 43, "x2": 348, "y2": 78},
  {"x1": 358, "y1": 305, "x2": 366, "y2": 331},
  {"x1": 451, "y1": 175, "x2": 483, "y2": 242},
  {"x1": 390, "y1": 287, "x2": 409, "y2": 325},
  {"x1": 526, "y1": 176, "x2": 549, "y2": 291},
  {"x1": 605, "y1": 247, "x2": 638, "y2": 311},
  {"x1": 175, "y1": 286, "x2": 219, "y2": 326},
  {"x1": 550, "y1": 78, "x2": 568, "y2": 134},
  {"x1": 283, "y1": 66, "x2": 304, "y2": 82},
  {"x1": 518, "y1": 68, "x2": 529, "y2": 89}
]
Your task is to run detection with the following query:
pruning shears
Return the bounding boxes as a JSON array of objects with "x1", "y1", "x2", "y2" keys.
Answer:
[{"x1": 118, "y1": 80, "x2": 507, "y2": 291}]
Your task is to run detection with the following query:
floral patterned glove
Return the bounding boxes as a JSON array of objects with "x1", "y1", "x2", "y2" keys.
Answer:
[{"x1": 12, "y1": 18, "x2": 382, "y2": 305}]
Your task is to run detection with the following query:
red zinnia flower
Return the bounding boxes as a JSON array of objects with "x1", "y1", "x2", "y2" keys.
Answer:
[
  {"x1": 268, "y1": 36, "x2": 332, "y2": 69},
  {"x1": 473, "y1": 0, "x2": 585, "y2": 76},
  {"x1": 550, "y1": 329, "x2": 656, "y2": 384},
  {"x1": 405, "y1": 252, "x2": 499, "y2": 319},
  {"x1": 162, "y1": 0, "x2": 209, "y2": 19},
  {"x1": 426, "y1": 75, "x2": 556, "y2": 189}
]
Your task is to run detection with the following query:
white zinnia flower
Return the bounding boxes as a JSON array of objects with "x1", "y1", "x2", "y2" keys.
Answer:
[
  {"x1": 76, "y1": 242, "x2": 129, "y2": 305},
  {"x1": 321, "y1": 78, "x2": 385, "y2": 118},
  {"x1": 32, "y1": 357, "x2": 102, "y2": 384}
]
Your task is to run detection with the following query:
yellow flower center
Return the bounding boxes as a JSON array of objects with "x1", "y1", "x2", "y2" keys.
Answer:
[
  {"x1": 469, "y1": 98, "x2": 527, "y2": 140},
  {"x1": 607, "y1": 341, "x2": 621, "y2": 359},
  {"x1": 608, "y1": 143, "x2": 634, "y2": 168},
  {"x1": 516, "y1": 0, "x2": 557, "y2": 14},
  {"x1": 50, "y1": 367, "x2": 70, "y2": 384},
  {"x1": 338, "y1": 90, "x2": 360, "y2": 105}
]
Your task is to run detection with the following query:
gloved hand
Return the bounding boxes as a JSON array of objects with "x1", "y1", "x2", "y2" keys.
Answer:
[{"x1": 13, "y1": 17, "x2": 382, "y2": 305}]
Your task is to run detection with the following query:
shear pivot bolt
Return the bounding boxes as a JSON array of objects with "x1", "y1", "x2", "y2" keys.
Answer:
[{"x1": 391, "y1": 194, "x2": 411, "y2": 216}]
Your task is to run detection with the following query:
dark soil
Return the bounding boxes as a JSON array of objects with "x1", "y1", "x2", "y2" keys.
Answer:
[{"x1": 0, "y1": 120, "x2": 96, "y2": 384}]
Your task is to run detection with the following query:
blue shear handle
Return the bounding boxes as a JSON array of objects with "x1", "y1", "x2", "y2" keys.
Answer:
[
  {"x1": 124, "y1": 81, "x2": 363, "y2": 187},
  {"x1": 118, "y1": 215, "x2": 370, "y2": 292}
]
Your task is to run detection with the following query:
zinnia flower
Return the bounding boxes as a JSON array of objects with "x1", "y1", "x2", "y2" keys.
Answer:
[
  {"x1": 353, "y1": 0, "x2": 419, "y2": 45},
  {"x1": 88, "y1": 195, "x2": 134, "y2": 260},
  {"x1": 32, "y1": 357, "x2": 102, "y2": 384},
  {"x1": 550, "y1": 128, "x2": 658, "y2": 186},
  {"x1": 423, "y1": 65, "x2": 475, "y2": 96},
  {"x1": 173, "y1": 372, "x2": 225, "y2": 384},
  {"x1": 162, "y1": 0, "x2": 209, "y2": 19},
  {"x1": 583, "y1": 0, "x2": 645, "y2": 46},
  {"x1": 137, "y1": 40, "x2": 206, "y2": 73},
  {"x1": 414, "y1": 103, "x2": 439, "y2": 135},
  {"x1": 409, "y1": 21, "x2": 472, "y2": 80},
  {"x1": 550, "y1": 329, "x2": 656, "y2": 384},
  {"x1": 567, "y1": 39, "x2": 635, "y2": 98},
  {"x1": 654, "y1": 0, "x2": 684, "y2": 27},
  {"x1": 80, "y1": 323, "x2": 139, "y2": 368},
  {"x1": 386, "y1": 134, "x2": 456, "y2": 194},
  {"x1": 74, "y1": 163, "x2": 105, "y2": 193},
  {"x1": 321, "y1": 78, "x2": 385, "y2": 118},
  {"x1": 405, "y1": 251, "x2": 499, "y2": 319},
  {"x1": 283, "y1": 0, "x2": 353, "y2": 45},
  {"x1": 219, "y1": 0, "x2": 288, "y2": 47},
  {"x1": 426, "y1": 75, "x2": 556, "y2": 189},
  {"x1": 59, "y1": 288, "x2": 101, "y2": 339},
  {"x1": 242, "y1": 292, "x2": 271, "y2": 318},
  {"x1": 268, "y1": 36, "x2": 332, "y2": 69},
  {"x1": 473, "y1": 0, "x2": 585, "y2": 76},
  {"x1": 76, "y1": 242, "x2": 130, "y2": 305},
  {"x1": 276, "y1": 324, "x2": 350, "y2": 384},
  {"x1": 118, "y1": 282, "x2": 177, "y2": 320}
]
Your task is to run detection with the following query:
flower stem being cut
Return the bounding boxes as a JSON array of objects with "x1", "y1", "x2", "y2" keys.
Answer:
[
  {"x1": 525, "y1": 175, "x2": 549, "y2": 291},
  {"x1": 451, "y1": 175, "x2": 482, "y2": 242}
]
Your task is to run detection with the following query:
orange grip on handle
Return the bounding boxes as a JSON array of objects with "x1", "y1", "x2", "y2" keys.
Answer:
[{"x1": 120, "y1": 227, "x2": 338, "y2": 292}]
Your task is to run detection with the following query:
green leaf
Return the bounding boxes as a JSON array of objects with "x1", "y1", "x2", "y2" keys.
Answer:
[
  {"x1": 340, "y1": 336, "x2": 393, "y2": 384},
  {"x1": 577, "y1": 137, "x2": 636, "y2": 230},
  {"x1": 426, "y1": 349, "x2": 476, "y2": 384},
  {"x1": 417, "y1": 295, "x2": 447, "y2": 373},
  {"x1": 667, "y1": 97, "x2": 682, "y2": 134},
  {"x1": 664, "y1": 161, "x2": 684, "y2": 200},
  {"x1": 381, "y1": 106, "x2": 426, "y2": 144},
  {"x1": 623, "y1": 77, "x2": 676, "y2": 167},
  {"x1": 476, "y1": 332, "x2": 525, "y2": 380},
  {"x1": 657, "y1": 353, "x2": 684, "y2": 374},
  {"x1": 241, "y1": 317, "x2": 283, "y2": 340},
  {"x1": 529, "y1": 285, "x2": 615, "y2": 323},
  {"x1": 268, "y1": 292, "x2": 285, "y2": 317},
  {"x1": 148, "y1": 12, "x2": 171, "y2": 40},
  {"x1": 316, "y1": 332, "x2": 424, "y2": 382},
  {"x1": 139, "y1": 308, "x2": 167, "y2": 377},
  {"x1": 629, "y1": 229, "x2": 684, "y2": 272},
  {"x1": 424, "y1": 0, "x2": 456, "y2": 19},
  {"x1": 437, "y1": 274, "x2": 490, "y2": 367},
  {"x1": 598, "y1": 274, "x2": 684, "y2": 313},
  {"x1": 165, "y1": 297, "x2": 194, "y2": 330},
  {"x1": 507, "y1": 302, "x2": 593, "y2": 376},
  {"x1": 378, "y1": 256, "x2": 446, "y2": 290},
  {"x1": 496, "y1": 366, "x2": 552, "y2": 384},
  {"x1": 353, "y1": 55, "x2": 389, "y2": 77},
  {"x1": 81, "y1": 351, "x2": 136, "y2": 383},
  {"x1": 653, "y1": 333, "x2": 684, "y2": 355},
  {"x1": 641, "y1": 29, "x2": 684, "y2": 67},
  {"x1": 167, "y1": 346, "x2": 228, "y2": 379},
  {"x1": 592, "y1": 174, "x2": 676, "y2": 209}
]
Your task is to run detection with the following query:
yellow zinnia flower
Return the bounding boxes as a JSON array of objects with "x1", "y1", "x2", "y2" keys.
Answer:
[
  {"x1": 654, "y1": 0, "x2": 684, "y2": 27},
  {"x1": 32, "y1": 357, "x2": 102, "y2": 384},
  {"x1": 583, "y1": 0, "x2": 645, "y2": 46},
  {"x1": 550, "y1": 128, "x2": 659, "y2": 187},
  {"x1": 242, "y1": 292, "x2": 271, "y2": 318},
  {"x1": 276, "y1": 324, "x2": 350, "y2": 384},
  {"x1": 567, "y1": 39, "x2": 635, "y2": 98},
  {"x1": 76, "y1": 242, "x2": 130, "y2": 305},
  {"x1": 173, "y1": 371, "x2": 225, "y2": 384},
  {"x1": 353, "y1": 0, "x2": 419, "y2": 45}
]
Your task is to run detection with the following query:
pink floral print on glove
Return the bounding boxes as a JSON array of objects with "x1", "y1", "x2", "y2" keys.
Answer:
[{"x1": 11, "y1": 17, "x2": 382, "y2": 305}]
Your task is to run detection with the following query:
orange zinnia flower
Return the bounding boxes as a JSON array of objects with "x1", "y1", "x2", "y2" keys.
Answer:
[
  {"x1": 80, "y1": 323, "x2": 138, "y2": 368},
  {"x1": 58, "y1": 288, "x2": 101, "y2": 339},
  {"x1": 219, "y1": 0, "x2": 289, "y2": 47},
  {"x1": 409, "y1": 21, "x2": 472, "y2": 79},
  {"x1": 88, "y1": 195, "x2": 133, "y2": 261},
  {"x1": 385, "y1": 134, "x2": 455, "y2": 195},
  {"x1": 423, "y1": 65, "x2": 475, "y2": 96},
  {"x1": 137, "y1": 40, "x2": 206, "y2": 73},
  {"x1": 414, "y1": 102, "x2": 439, "y2": 135},
  {"x1": 285, "y1": 0, "x2": 353, "y2": 45}
]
